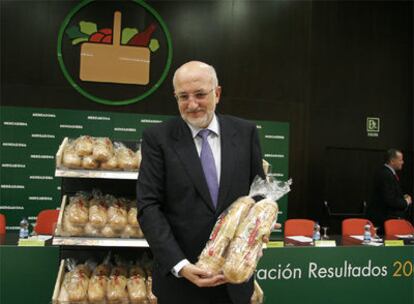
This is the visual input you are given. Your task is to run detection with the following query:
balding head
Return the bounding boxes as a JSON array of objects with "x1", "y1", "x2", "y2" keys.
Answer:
[{"x1": 173, "y1": 61, "x2": 218, "y2": 91}]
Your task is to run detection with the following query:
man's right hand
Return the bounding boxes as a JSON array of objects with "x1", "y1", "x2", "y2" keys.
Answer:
[{"x1": 179, "y1": 263, "x2": 226, "y2": 287}]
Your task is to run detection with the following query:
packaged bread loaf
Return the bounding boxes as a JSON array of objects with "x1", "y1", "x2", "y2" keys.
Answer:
[
  {"x1": 62, "y1": 141, "x2": 82, "y2": 169},
  {"x1": 196, "y1": 196, "x2": 255, "y2": 274},
  {"x1": 82, "y1": 155, "x2": 99, "y2": 169},
  {"x1": 93, "y1": 137, "x2": 114, "y2": 162},
  {"x1": 146, "y1": 276, "x2": 157, "y2": 304},
  {"x1": 107, "y1": 198, "x2": 128, "y2": 231},
  {"x1": 75, "y1": 135, "x2": 94, "y2": 157},
  {"x1": 116, "y1": 144, "x2": 139, "y2": 170},
  {"x1": 87, "y1": 275, "x2": 108, "y2": 303},
  {"x1": 127, "y1": 265, "x2": 147, "y2": 303},
  {"x1": 107, "y1": 265, "x2": 129, "y2": 303},
  {"x1": 89, "y1": 192, "x2": 108, "y2": 228},
  {"x1": 196, "y1": 177, "x2": 270, "y2": 274},
  {"x1": 67, "y1": 194, "x2": 89, "y2": 226},
  {"x1": 251, "y1": 279, "x2": 264, "y2": 304},
  {"x1": 100, "y1": 155, "x2": 118, "y2": 170},
  {"x1": 223, "y1": 198, "x2": 278, "y2": 284},
  {"x1": 66, "y1": 262, "x2": 93, "y2": 302}
]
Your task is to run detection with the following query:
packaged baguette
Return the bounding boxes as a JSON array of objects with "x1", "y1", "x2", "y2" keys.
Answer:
[
  {"x1": 88, "y1": 255, "x2": 111, "y2": 303},
  {"x1": 223, "y1": 179, "x2": 292, "y2": 284},
  {"x1": 196, "y1": 177, "x2": 268, "y2": 274},
  {"x1": 107, "y1": 259, "x2": 129, "y2": 304},
  {"x1": 127, "y1": 263, "x2": 147, "y2": 304}
]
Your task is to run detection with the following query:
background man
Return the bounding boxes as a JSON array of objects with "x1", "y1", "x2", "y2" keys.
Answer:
[
  {"x1": 368, "y1": 148, "x2": 412, "y2": 233},
  {"x1": 137, "y1": 61, "x2": 266, "y2": 303}
]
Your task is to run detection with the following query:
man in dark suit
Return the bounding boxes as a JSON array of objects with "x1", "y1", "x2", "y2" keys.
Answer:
[
  {"x1": 368, "y1": 149, "x2": 412, "y2": 234},
  {"x1": 136, "y1": 61, "x2": 266, "y2": 303}
]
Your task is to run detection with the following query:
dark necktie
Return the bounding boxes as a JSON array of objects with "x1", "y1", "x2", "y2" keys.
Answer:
[
  {"x1": 198, "y1": 129, "x2": 219, "y2": 208},
  {"x1": 395, "y1": 174, "x2": 400, "y2": 181}
]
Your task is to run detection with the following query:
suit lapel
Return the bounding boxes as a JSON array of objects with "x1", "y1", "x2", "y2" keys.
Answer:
[
  {"x1": 172, "y1": 119, "x2": 215, "y2": 212},
  {"x1": 217, "y1": 115, "x2": 237, "y2": 213}
]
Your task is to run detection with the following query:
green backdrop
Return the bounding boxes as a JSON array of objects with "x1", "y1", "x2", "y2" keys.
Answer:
[{"x1": 0, "y1": 105, "x2": 289, "y2": 231}]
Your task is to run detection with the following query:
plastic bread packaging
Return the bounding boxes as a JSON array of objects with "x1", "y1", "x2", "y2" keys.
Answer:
[
  {"x1": 196, "y1": 176, "x2": 268, "y2": 274},
  {"x1": 250, "y1": 279, "x2": 264, "y2": 304},
  {"x1": 115, "y1": 142, "x2": 140, "y2": 170},
  {"x1": 75, "y1": 135, "x2": 94, "y2": 157},
  {"x1": 59, "y1": 259, "x2": 95, "y2": 303},
  {"x1": 127, "y1": 261, "x2": 148, "y2": 304},
  {"x1": 107, "y1": 257, "x2": 129, "y2": 304},
  {"x1": 107, "y1": 197, "x2": 128, "y2": 232},
  {"x1": 88, "y1": 254, "x2": 112, "y2": 303},
  {"x1": 67, "y1": 192, "x2": 90, "y2": 227},
  {"x1": 93, "y1": 137, "x2": 114, "y2": 162},
  {"x1": 223, "y1": 179, "x2": 292, "y2": 284},
  {"x1": 62, "y1": 140, "x2": 82, "y2": 169},
  {"x1": 89, "y1": 190, "x2": 108, "y2": 229}
]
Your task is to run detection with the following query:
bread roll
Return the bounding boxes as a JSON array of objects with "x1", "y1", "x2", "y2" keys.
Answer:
[
  {"x1": 88, "y1": 275, "x2": 108, "y2": 303},
  {"x1": 74, "y1": 135, "x2": 94, "y2": 157},
  {"x1": 89, "y1": 198, "x2": 108, "y2": 228},
  {"x1": 108, "y1": 201, "x2": 128, "y2": 231},
  {"x1": 127, "y1": 207, "x2": 139, "y2": 227},
  {"x1": 62, "y1": 143, "x2": 82, "y2": 169},
  {"x1": 196, "y1": 196, "x2": 255, "y2": 274},
  {"x1": 127, "y1": 275, "x2": 147, "y2": 303},
  {"x1": 67, "y1": 196, "x2": 89, "y2": 226},
  {"x1": 100, "y1": 156, "x2": 118, "y2": 170},
  {"x1": 101, "y1": 225, "x2": 117, "y2": 238},
  {"x1": 93, "y1": 137, "x2": 114, "y2": 162},
  {"x1": 62, "y1": 214, "x2": 84, "y2": 236},
  {"x1": 82, "y1": 155, "x2": 99, "y2": 169},
  {"x1": 107, "y1": 266, "x2": 128, "y2": 303},
  {"x1": 84, "y1": 222, "x2": 101, "y2": 237},
  {"x1": 116, "y1": 146, "x2": 139, "y2": 170},
  {"x1": 223, "y1": 198, "x2": 278, "y2": 284}
]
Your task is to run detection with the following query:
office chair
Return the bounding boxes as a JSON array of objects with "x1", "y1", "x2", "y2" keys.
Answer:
[
  {"x1": 384, "y1": 219, "x2": 414, "y2": 236},
  {"x1": 284, "y1": 219, "x2": 315, "y2": 237},
  {"x1": 342, "y1": 218, "x2": 375, "y2": 236},
  {"x1": 33, "y1": 209, "x2": 60, "y2": 235}
]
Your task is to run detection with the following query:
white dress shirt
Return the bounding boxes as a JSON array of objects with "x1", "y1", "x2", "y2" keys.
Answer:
[{"x1": 171, "y1": 114, "x2": 221, "y2": 277}]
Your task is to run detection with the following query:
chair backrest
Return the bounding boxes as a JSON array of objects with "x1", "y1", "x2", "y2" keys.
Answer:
[
  {"x1": 0, "y1": 213, "x2": 6, "y2": 234},
  {"x1": 384, "y1": 219, "x2": 414, "y2": 236},
  {"x1": 34, "y1": 209, "x2": 60, "y2": 235},
  {"x1": 342, "y1": 218, "x2": 375, "y2": 236},
  {"x1": 284, "y1": 219, "x2": 315, "y2": 237}
]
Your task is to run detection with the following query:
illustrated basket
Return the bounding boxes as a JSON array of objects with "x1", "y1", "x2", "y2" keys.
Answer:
[{"x1": 80, "y1": 11, "x2": 150, "y2": 85}]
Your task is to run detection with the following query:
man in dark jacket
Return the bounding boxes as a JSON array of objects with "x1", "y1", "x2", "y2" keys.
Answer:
[{"x1": 368, "y1": 149, "x2": 412, "y2": 234}]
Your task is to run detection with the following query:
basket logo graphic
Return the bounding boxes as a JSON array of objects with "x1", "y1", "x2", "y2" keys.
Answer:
[{"x1": 58, "y1": 0, "x2": 172, "y2": 106}]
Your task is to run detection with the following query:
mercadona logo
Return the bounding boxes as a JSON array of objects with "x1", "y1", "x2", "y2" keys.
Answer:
[{"x1": 57, "y1": 0, "x2": 173, "y2": 106}]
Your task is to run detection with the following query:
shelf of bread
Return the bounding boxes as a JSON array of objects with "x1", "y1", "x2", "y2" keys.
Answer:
[
  {"x1": 55, "y1": 136, "x2": 140, "y2": 179},
  {"x1": 53, "y1": 194, "x2": 148, "y2": 248},
  {"x1": 52, "y1": 256, "x2": 157, "y2": 304}
]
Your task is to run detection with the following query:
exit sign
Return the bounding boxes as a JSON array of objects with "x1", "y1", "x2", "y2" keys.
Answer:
[{"x1": 367, "y1": 117, "x2": 380, "y2": 137}]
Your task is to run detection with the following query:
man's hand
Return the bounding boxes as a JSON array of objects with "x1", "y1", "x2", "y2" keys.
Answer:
[
  {"x1": 179, "y1": 264, "x2": 227, "y2": 287},
  {"x1": 404, "y1": 194, "x2": 412, "y2": 205}
]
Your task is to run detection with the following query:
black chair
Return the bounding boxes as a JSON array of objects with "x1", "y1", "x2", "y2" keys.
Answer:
[{"x1": 323, "y1": 200, "x2": 367, "y2": 234}]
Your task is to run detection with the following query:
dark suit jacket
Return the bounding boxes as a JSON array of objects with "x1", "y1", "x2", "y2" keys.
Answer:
[
  {"x1": 368, "y1": 165, "x2": 408, "y2": 231},
  {"x1": 136, "y1": 114, "x2": 265, "y2": 304}
]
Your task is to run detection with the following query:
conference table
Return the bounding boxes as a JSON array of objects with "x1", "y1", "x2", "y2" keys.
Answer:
[
  {"x1": 258, "y1": 235, "x2": 414, "y2": 304},
  {"x1": 1, "y1": 233, "x2": 413, "y2": 304}
]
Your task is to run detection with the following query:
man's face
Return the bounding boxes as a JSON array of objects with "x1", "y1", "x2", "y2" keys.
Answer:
[
  {"x1": 390, "y1": 152, "x2": 404, "y2": 171},
  {"x1": 174, "y1": 67, "x2": 221, "y2": 129}
]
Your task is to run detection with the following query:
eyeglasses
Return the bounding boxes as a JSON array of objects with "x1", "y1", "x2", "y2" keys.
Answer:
[{"x1": 175, "y1": 88, "x2": 215, "y2": 103}]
